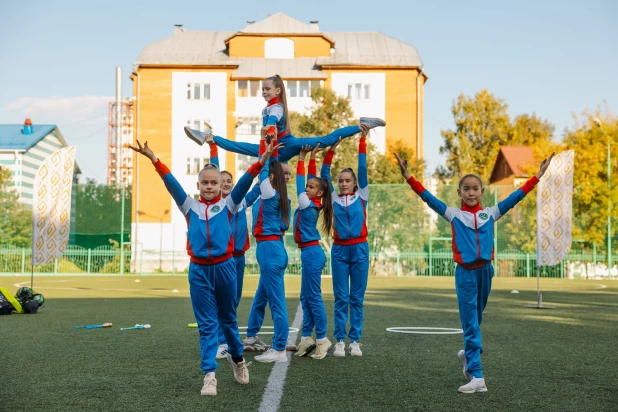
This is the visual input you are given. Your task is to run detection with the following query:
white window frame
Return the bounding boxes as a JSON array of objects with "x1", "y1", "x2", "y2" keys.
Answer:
[
  {"x1": 186, "y1": 119, "x2": 211, "y2": 132},
  {"x1": 237, "y1": 80, "x2": 261, "y2": 98},
  {"x1": 347, "y1": 83, "x2": 371, "y2": 102},
  {"x1": 286, "y1": 80, "x2": 322, "y2": 98},
  {"x1": 186, "y1": 156, "x2": 212, "y2": 175},
  {"x1": 187, "y1": 83, "x2": 211, "y2": 100}
]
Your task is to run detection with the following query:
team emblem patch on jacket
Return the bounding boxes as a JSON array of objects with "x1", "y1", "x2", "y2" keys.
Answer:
[{"x1": 478, "y1": 212, "x2": 488, "y2": 220}]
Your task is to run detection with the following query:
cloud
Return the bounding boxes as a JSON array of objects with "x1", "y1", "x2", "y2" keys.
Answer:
[{"x1": 0, "y1": 95, "x2": 114, "y2": 126}]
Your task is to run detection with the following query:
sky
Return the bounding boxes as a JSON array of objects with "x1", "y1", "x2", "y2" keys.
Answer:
[{"x1": 1, "y1": 0, "x2": 617, "y2": 182}]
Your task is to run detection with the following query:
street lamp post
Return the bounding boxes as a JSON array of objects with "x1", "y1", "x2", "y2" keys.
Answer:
[{"x1": 594, "y1": 118, "x2": 612, "y2": 275}]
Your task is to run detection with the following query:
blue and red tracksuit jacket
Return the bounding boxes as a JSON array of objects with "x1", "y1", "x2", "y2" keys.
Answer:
[
  {"x1": 251, "y1": 141, "x2": 291, "y2": 241},
  {"x1": 153, "y1": 158, "x2": 262, "y2": 264},
  {"x1": 208, "y1": 142, "x2": 252, "y2": 256},
  {"x1": 321, "y1": 136, "x2": 368, "y2": 245},
  {"x1": 263, "y1": 96, "x2": 287, "y2": 139},
  {"x1": 293, "y1": 158, "x2": 322, "y2": 248},
  {"x1": 406, "y1": 175, "x2": 540, "y2": 268}
]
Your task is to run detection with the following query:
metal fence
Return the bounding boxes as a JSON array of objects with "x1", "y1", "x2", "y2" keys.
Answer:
[{"x1": 1, "y1": 244, "x2": 616, "y2": 279}]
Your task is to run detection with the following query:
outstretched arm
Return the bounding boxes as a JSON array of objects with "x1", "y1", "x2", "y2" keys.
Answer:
[
  {"x1": 320, "y1": 138, "x2": 340, "y2": 194},
  {"x1": 308, "y1": 143, "x2": 324, "y2": 180},
  {"x1": 207, "y1": 134, "x2": 219, "y2": 168},
  {"x1": 358, "y1": 131, "x2": 368, "y2": 202},
  {"x1": 394, "y1": 152, "x2": 450, "y2": 220},
  {"x1": 227, "y1": 161, "x2": 263, "y2": 213}
]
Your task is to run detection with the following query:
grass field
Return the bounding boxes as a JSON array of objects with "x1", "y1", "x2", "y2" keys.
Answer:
[{"x1": 1, "y1": 275, "x2": 617, "y2": 412}]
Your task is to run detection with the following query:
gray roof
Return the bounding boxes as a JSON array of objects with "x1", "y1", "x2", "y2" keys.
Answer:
[
  {"x1": 239, "y1": 12, "x2": 319, "y2": 34},
  {"x1": 135, "y1": 14, "x2": 422, "y2": 70},
  {"x1": 232, "y1": 58, "x2": 327, "y2": 79}
]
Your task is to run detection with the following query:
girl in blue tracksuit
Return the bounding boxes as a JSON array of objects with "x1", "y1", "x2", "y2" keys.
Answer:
[
  {"x1": 249, "y1": 138, "x2": 293, "y2": 363},
  {"x1": 320, "y1": 127, "x2": 370, "y2": 357},
  {"x1": 394, "y1": 151, "x2": 554, "y2": 394},
  {"x1": 205, "y1": 140, "x2": 252, "y2": 359},
  {"x1": 293, "y1": 144, "x2": 334, "y2": 359},
  {"x1": 129, "y1": 139, "x2": 278, "y2": 396},
  {"x1": 183, "y1": 74, "x2": 385, "y2": 162}
]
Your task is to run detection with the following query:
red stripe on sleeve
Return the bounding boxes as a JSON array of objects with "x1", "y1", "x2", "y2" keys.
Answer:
[
  {"x1": 247, "y1": 162, "x2": 264, "y2": 177},
  {"x1": 308, "y1": 159, "x2": 317, "y2": 176},
  {"x1": 359, "y1": 136, "x2": 366, "y2": 154},
  {"x1": 297, "y1": 159, "x2": 305, "y2": 176},
  {"x1": 153, "y1": 159, "x2": 169, "y2": 177},
  {"x1": 323, "y1": 150, "x2": 334, "y2": 166},
  {"x1": 521, "y1": 176, "x2": 539, "y2": 194},
  {"x1": 406, "y1": 176, "x2": 426, "y2": 196}
]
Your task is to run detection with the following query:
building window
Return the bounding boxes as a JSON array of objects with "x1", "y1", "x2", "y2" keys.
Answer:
[
  {"x1": 186, "y1": 157, "x2": 211, "y2": 175},
  {"x1": 187, "y1": 83, "x2": 211, "y2": 100},
  {"x1": 237, "y1": 80, "x2": 261, "y2": 98},
  {"x1": 347, "y1": 83, "x2": 371, "y2": 101},
  {"x1": 286, "y1": 80, "x2": 321, "y2": 98},
  {"x1": 236, "y1": 116, "x2": 260, "y2": 135},
  {"x1": 237, "y1": 155, "x2": 258, "y2": 172},
  {"x1": 186, "y1": 119, "x2": 211, "y2": 132},
  {"x1": 264, "y1": 38, "x2": 294, "y2": 59}
]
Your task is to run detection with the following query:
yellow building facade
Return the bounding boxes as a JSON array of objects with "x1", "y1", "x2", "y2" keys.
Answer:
[{"x1": 130, "y1": 12, "x2": 426, "y2": 258}]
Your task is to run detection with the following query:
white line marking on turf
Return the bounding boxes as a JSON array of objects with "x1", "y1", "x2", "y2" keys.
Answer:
[{"x1": 258, "y1": 302, "x2": 302, "y2": 412}]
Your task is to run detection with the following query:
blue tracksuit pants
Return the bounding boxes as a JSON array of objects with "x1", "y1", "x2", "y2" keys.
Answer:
[
  {"x1": 213, "y1": 126, "x2": 361, "y2": 163},
  {"x1": 188, "y1": 258, "x2": 243, "y2": 374},
  {"x1": 247, "y1": 240, "x2": 289, "y2": 350},
  {"x1": 455, "y1": 263, "x2": 494, "y2": 379},
  {"x1": 218, "y1": 254, "x2": 246, "y2": 345},
  {"x1": 331, "y1": 242, "x2": 369, "y2": 342},
  {"x1": 300, "y1": 245, "x2": 327, "y2": 339}
]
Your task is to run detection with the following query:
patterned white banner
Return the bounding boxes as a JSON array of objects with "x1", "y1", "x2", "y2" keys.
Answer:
[
  {"x1": 536, "y1": 150, "x2": 575, "y2": 266},
  {"x1": 32, "y1": 147, "x2": 76, "y2": 266}
]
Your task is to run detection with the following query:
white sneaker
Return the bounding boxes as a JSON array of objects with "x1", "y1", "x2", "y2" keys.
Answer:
[
  {"x1": 244, "y1": 335, "x2": 269, "y2": 351},
  {"x1": 349, "y1": 342, "x2": 363, "y2": 357},
  {"x1": 359, "y1": 117, "x2": 386, "y2": 129},
  {"x1": 458, "y1": 377, "x2": 487, "y2": 393},
  {"x1": 457, "y1": 350, "x2": 472, "y2": 381},
  {"x1": 295, "y1": 337, "x2": 316, "y2": 357},
  {"x1": 333, "y1": 341, "x2": 346, "y2": 357},
  {"x1": 184, "y1": 126, "x2": 206, "y2": 146},
  {"x1": 226, "y1": 354, "x2": 250, "y2": 384},
  {"x1": 216, "y1": 344, "x2": 229, "y2": 359},
  {"x1": 254, "y1": 348, "x2": 288, "y2": 363},
  {"x1": 200, "y1": 372, "x2": 217, "y2": 396},
  {"x1": 310, "y1": 339, "x2": 332, "y2": 360}
]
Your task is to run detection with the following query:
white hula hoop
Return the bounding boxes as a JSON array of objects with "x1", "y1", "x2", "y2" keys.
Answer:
[
  {"x1": 237, "y1": 326, "x2": 300, "y2": 335},
  {"x1": 386, "y1": 327, "x2": 463, "y2": 335}
]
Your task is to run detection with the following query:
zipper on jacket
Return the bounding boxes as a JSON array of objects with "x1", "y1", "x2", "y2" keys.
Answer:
[{"x1": 474, "y1": 213, "x2": 481, "y2": 260}]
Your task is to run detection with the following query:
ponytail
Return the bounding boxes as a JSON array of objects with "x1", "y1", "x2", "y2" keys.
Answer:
[
  {"x1": 266, "y1": 74, "x2": 291, "y2": 135},
  {"x1": 318, "y1": 178, "x2": 333, "y2": 236},
  {"x1": 269, "y1": 160, "x2": 290, "y2": 226}
]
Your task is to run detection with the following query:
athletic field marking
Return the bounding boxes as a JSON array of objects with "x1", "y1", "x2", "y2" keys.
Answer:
[
  {"x1": 236, "y1": 326, "x2": 299, "y2": 335},
  {"x1": 386, "y1": 327, "x2": 463, "y2": 335},
  {"x1": 258, "y1": 303, "x2": 302, "y2": 412}
]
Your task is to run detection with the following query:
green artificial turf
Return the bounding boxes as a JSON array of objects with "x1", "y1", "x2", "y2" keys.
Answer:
[{"x1": 1, "y1": 276, "x2": 616, "y2": 411}]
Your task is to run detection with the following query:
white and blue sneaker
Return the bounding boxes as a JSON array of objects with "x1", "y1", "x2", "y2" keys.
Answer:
[
  {"x1": 458, "y1": 349, "x2": 472, "y2": 381},
  {"x1": 216, "y1": 344, "x2": 228, "y2": 359},
  {"x1": 359, "y1": 117, "x2": 386, "y2": 129}
]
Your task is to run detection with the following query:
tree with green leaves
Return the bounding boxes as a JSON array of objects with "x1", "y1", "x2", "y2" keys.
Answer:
[
  {"x1": 436, "y1": 90, "x2": 554, "y2": 183},
  {"x1": 0, "y1": 168, "x2": 32, "y2": 247}
]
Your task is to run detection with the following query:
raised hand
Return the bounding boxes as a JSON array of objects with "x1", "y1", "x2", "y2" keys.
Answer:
[
  {"x1": 359, "y1": 124, "x2": 370, "y2": 136},
  {"x1": 393, "y1": 152, "x2": 411, "y2": 180},
  {"x1": 536, "y1": 152, "x2": 556, "y2": 179},
  {"x1": 260, "y1": 141, "x2": 285, "y2": 165},
  {"x1": 310, "y1": 143, "x2": 324, "y2": 158},
  {"x1": 129, "y1": 140, "x2": 157, "y2": 162},
  {"x1": 330, "y1": 138, "x2": 342, "y2": 153},
  {"x1": 299, "y1": 145, "x2": 312, "y2": 159}
]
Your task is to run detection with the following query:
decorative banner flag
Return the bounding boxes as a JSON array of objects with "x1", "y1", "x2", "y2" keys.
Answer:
[
  {"x1": 32, "y1": 147, "x2": 77, "y2": 266},
  {"x1": 536, "y1": 150, "x2": 575, "y2": 266}
]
